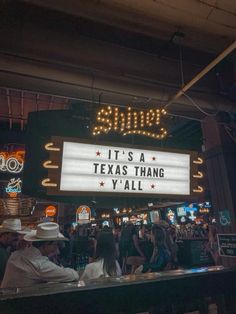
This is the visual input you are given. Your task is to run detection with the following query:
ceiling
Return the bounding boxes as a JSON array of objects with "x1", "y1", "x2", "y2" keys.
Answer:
[
  {"x1": 0, "y1": 88, "x2": 69, "y2": 131},
  {"x1": 22, "y1": 0, "x2": 236, "y2": 54},
  {"x1": 0, "y1": 87, "x2": 203, "y2": 151},
  {"x1": 0, "y1": 0, "x2": 235, "y2": 148}
]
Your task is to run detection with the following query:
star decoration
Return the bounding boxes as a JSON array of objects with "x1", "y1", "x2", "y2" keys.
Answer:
[
  {"x1": 151, "y1": 184, "x2": 155, "y2": 189},
  {"x1": 96, "y1": 151, "x2": 101, "y2": 156},
  {"x1": 99, "y1": 181, "x2": 105, "y2": 187},
  {"x1": 152, "y1": 156, "x2": 156, "y2": 161}
]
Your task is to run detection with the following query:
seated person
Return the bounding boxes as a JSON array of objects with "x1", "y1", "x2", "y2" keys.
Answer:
[
  {"x1": 138, "y1": 225, "x2": 171, "y2": 273},
  {"x1": 0, "y1": 218, "x2": 29, "y2": 283},
  {"x1": 120, "y1": 223, "x2": 145, "y2": 274},
  {"x1": 1, "y1": 222, "x2": 79, "y2": 288},
  {"x1": 81, "y1": 231, "x2": 121, "y2": 280}
]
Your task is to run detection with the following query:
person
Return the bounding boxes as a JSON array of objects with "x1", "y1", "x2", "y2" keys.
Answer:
[
  {"x1": 119, "y1": 222, "x2": 145, "y2": 274},
  {"x1": 81, "y1": 231, "x2": 121, "y2": 280},
  {"x1": 207, "y1": 224, "x2": 221, "y2": 266},
  {"x1": 59, "y1": 224, "x2": 74, "y2": 267},
  {"x1": 0, "y1": 218, "x2": 27, "y2": 282},
  {"x1": 74, "y1": 225, "x2": 90, "y2": 270},
  {"x1": 1, "y1": 222, "x2": 79, "y2": 288},
  {"x1": 137, "y1": 224, "x2": 171, "y2": 273}
]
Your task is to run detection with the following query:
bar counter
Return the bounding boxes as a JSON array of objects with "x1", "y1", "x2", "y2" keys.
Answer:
[{"x1": 0, "y1": 266, "x2": 236, "y2": 313}]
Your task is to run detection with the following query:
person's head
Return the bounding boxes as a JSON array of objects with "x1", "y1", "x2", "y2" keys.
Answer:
[
  {"x1": 32, "y1": 241, "x2": 59, "y2": 257},
  {"x1": 77, "y1": 225, "x2": 88, "y2": 237},
  {"x1": 96, "y1": 231, "x2": 117, "y2": 276},
  {"x1": 0, "y1": 218, "x2": 26, "y2": 248},
  {"x1": 14, "y1": 234, "x2": 31, "y2": 251},
  {"x1": 102, "y1": 225, "x2": 111, "y2": 232},
  {"x1": 151, "y1": 225, "x2": 166, "y2": 248},
  {"x1": 0, "y1": 232, "x2": 18, "y2": 248},
  {"x1": 122, "y1": 222, "x2": 135, "y2": 236},
  {"x1": 24, "y1": 222, "x2": 67, "y2": 256}
]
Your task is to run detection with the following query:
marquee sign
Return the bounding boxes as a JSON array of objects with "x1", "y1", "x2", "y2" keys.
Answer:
[{"x1": 41, "y1": 137, "x2": 203, "y2": 197}]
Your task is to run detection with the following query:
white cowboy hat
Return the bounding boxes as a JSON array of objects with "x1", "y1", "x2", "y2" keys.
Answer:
[
  {"x1": 24, "y1": 222, "x2": 68, "y2": 242},
  {"x1": 18, "y1": 226, "x2": 33, "y2": 235},
  {"x1": 0, "y1": 218, "x2": 28, "y2": 234}
]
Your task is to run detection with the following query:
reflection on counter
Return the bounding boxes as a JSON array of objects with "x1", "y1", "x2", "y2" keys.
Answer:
[{"x1": 0, "y1": 265, "x2": 226, "y2": 299}]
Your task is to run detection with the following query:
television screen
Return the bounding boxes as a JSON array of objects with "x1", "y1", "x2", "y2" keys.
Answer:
[
  {"x1": 149, "y1": 210, "x2": 160, "y2": 223},
  {"x1": 177, "y1": 206, "x2": 186, "y2": 217},
  {"x1": 184, "y1": 203, "x2": 198, "y2": 212},
  {"x1": 166, "y1": 209, "x2": 176, "y2": 224}
]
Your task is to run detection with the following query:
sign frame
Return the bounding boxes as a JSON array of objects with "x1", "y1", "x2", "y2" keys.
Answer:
[
  {"x1": 44, "y1": 136, "x2": 199, "y2": 198},
  {"x1": 76, "y1": 205, "x2": 91, "y2": 224},
  {"x1": 217, "y1": 234, "x2": 236, "y2": 258}
]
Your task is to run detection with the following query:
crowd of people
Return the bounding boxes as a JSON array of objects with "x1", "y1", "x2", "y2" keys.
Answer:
[{"x1": 0, "y1": 218, "x2": 220, "y2": 289}]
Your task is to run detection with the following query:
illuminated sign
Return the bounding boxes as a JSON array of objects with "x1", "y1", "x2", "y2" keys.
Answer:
[
  {"x1": 45, "y1": 205, "x2": 57, "y2": 217},
  {"x1": 76, "y1": 205, "x2": 91, "y2": 224},
  {"x1": 218, "y1": 234, "x2": 236, "y2": 257},
  {"x1": 185, "y1": 204, "x2": 198, "y2": 212},
  {"x1": 0, "y1": 150, "x2": 24, "y2": 173},
  {"x1": 177, "y1": 206, "x2": 186, "y2": 217},
  {"x1": 149, "y1": 211, "x2": 160, "y2": 223},
  {"x1": 60, "y1": 142, "x2": 190, "y2": 195},
  {"x1": 5, "y1": 178, "x2": 22, "y2": 197},
  {"x1": 93, "y1": 106, "x2": 168, "y2": 139},
  {"x1": 166, "y1": 209, "x2": 176, "y2": 224},
  {"x1": 42, "y1": 137, "x2": 203, "y2": 197},
  {"x1": 199, "y1": 208, "x2": 210, "y2": 213}
]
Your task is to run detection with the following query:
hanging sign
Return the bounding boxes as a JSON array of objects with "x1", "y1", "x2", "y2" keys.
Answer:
[
  {"x1": 217, "y1": 234, "x2": 236, "y2": 257},
  {"x1": 76, "y1": 205, "x2": 91, "y2": 224},
  {"x1": 42, "y1": 137, "x2": 201, "y2": 197},
  {"x1": 92, "y1": 106, "x2": 168, "y2": 139},
  {"x1": 45, "y1": 205, "x2": 57, "y2": 217},
  {"x1": 60, "y1": 141, "x2": 191, "y2": 195}
]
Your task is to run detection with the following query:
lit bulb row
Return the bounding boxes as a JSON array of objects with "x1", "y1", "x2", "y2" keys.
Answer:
[
  {"x1": 99, "y1": 106, "x2": 112, "y2": 115},
  {"x1": 93, "y1": 105, "x2": 168, "y2": 138},
  {"x1": 192, "y1": 156, "x2": 204, "y2": 193},
  {"x1": 114, "y1": 107, "x2": 125, "y2": 132},
  {"x1": 93, "y1": 125, "x2": 111, "y2": 135},
  {"x1": 101, "y1": 214, "x2": 110, "y2": 218},
  {"x1": 192, "y1": 186, "x2": 204, "y2": 193},
  {"x1": 121, "y1": 208, "x2": 132, "y2": 213},
  {"x1": 122, "y1": 128, "x2": 168, "y2": 139}
]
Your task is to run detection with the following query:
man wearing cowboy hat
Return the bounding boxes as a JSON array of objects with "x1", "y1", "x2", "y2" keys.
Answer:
[
  {"x1": 0, "y1": 218, "x2": 27, "y2": 282},
  {"x1": 1, "y1": 222, "x2": 79, "y2": 288}
]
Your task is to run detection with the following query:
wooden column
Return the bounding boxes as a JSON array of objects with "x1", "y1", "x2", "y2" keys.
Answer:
[{"x1": 202, "y1": 115, "x2": 236, "y2": 266}]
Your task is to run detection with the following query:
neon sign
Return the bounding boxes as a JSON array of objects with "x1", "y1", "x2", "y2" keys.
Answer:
[
  {"x1": 45, "y1": 205, "x2": 57, "y2": 217},
  {"x1": 93, "y1": 106, "x2": 168, "y2": 139},
  {"x1": 5, "y1": 178, "x2": 22, "y2": 197},
  {"x1": 0, "y1": 150, "x2": 25, "y2": 173}
]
